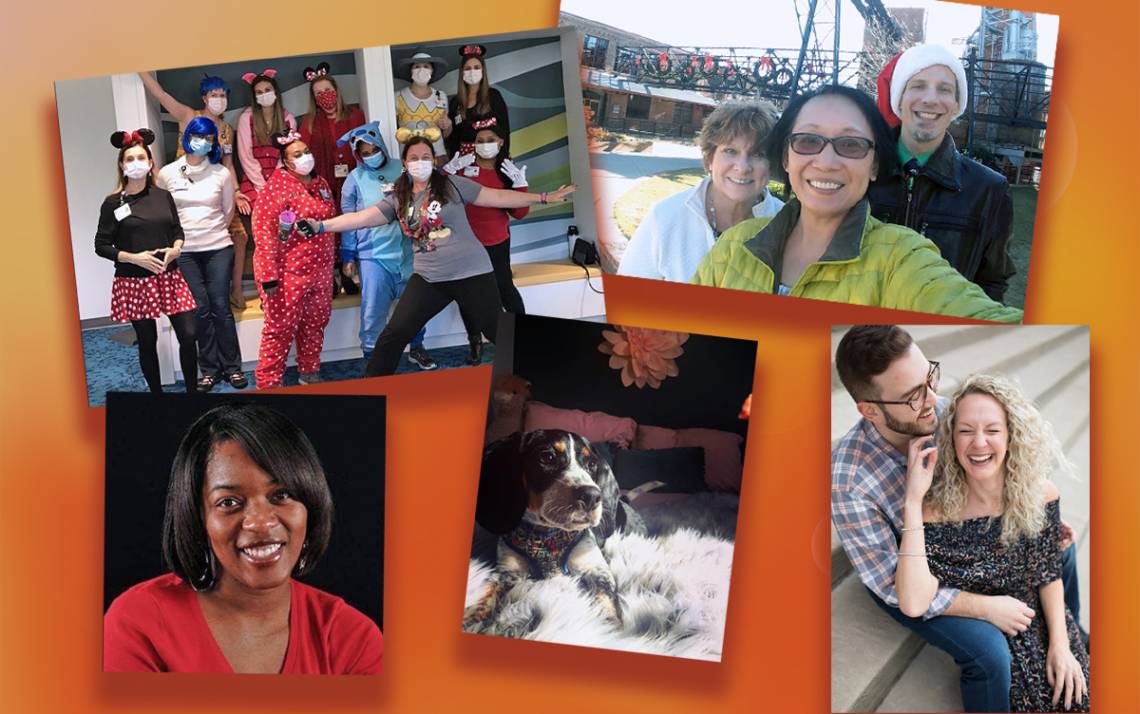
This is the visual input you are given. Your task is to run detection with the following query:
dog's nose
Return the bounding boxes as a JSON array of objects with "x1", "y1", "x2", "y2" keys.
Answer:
[{"x1": 576, "y1": 485, "x2": 602, "y2": 510}]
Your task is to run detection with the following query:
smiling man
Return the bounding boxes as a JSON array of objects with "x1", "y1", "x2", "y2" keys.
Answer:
[
  {"x1": 831, "y1": 325, "x2": 1082, "y2": 712},
  {"x1": 868, "y1": 44, "x2": 1016, "y2": 303}
]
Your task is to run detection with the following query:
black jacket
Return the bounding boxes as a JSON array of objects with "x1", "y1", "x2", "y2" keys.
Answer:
[{"x1": 868, "y1": 131, "x2": 1015, "y2": 302}]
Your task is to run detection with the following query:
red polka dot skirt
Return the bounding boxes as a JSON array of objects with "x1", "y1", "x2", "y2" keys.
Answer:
[{"x1": 110, "y1": 270, "x2": 199, "y2": 323}]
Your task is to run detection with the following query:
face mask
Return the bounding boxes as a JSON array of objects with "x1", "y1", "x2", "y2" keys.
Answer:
[
  {"x1": 206, "y1": 96, "x2": 227, "y2": 115},
  {"x1": 407, "y1": 159, "x2": 434, "y2": 182},
  {"x1": 188, "y1": 137, "x2": 212, "y2": 157},
  {"x1": 255, "y1": 91, "x2": 277, "y2": 107},
  {"x1": 315, "y1": 89, "x2": 338, "y2": 112},
  {"x1": 123, "y1": 160, "x2": 151, "y2": 180},
  {"x1": 463, "y1": 69, "x2": 483, "y2": 86},
  {"x1": 290, "y1": 152, "x2": 315, "y2": 175},
  {"x1": 411, "y1": 68, "x2": 432, "y2": 86},
  {"x1": 475, "y1": 142, "x2": 500, "y2": 159},
  {"x1": 361, "y1": 152, "x2": 385, "y2": 169}
]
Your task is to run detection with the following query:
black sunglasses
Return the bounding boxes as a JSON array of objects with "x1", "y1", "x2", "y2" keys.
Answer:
[{"x1": 788, "y1": 133, "x2": 875, "y2": 160}]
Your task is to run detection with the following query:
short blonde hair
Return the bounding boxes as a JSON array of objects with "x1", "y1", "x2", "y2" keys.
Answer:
[
  {"x1": 697, "y1": 100, "x2": 778, "y2": 169},
  {"x1": 927, "y1": 374, "x2": 1069, "y2": 545}
]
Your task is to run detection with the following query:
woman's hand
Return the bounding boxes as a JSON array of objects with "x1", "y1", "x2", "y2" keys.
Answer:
[
  {"x1": 500, "y1": 159, "x2": 527, "y2": 188},
  {"x1": 982, "y1": 594, "x2": 1036, "y2": 636},
  {"x1": 161, "y1": 245, "x2": 182, "y2": 271},
  {"x1": 1046, "y1": 641, "x2": 1086, "y2": 709},
  {"x1": 296, "y1": 219, "x2": 320, "y2": 238},
  {"x1": 443, "y1": 151, "x2": 475, "y2": 175},
  {"x1": 904, "y1": 436, "x2": 938, "y2": 502},
  {"x1": 341, "y1": 262, "x2": 356, "y2": 279},
  {"x1": 436, "y1": 114, "x2": 453, "y2": 136},
  {"x1": 235, "y1": 192, "x2": 252, "y2": 216},
  {"x1": 125, "y1": 250, "x2": 165, "y2": 274},
  {"x1": 545, "y1": 184, "x2": 577, "y2": 203}
]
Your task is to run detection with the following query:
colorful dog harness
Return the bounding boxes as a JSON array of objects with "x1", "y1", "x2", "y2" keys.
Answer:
[{"x1": 502, "y1": 520, "x2": 588, "y2": 578}]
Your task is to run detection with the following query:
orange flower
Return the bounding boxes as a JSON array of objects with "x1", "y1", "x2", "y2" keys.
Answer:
[{"x1": 598, "y1": 326, "x2": 688, "y2": 389}]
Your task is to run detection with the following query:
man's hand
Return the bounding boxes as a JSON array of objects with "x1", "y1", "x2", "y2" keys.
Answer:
[{"x1": 982, "y1": 594, "x2": 1035, "y2": 636}]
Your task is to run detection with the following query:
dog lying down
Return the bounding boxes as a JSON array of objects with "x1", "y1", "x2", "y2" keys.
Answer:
[{"x1": 463, "y1": 429, "x2": 646, "y2": 631}]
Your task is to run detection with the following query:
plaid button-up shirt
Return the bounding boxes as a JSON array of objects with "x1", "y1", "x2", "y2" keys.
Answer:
[{"x1": 831, "y1": 408, "x2": 958, "y2": 619}]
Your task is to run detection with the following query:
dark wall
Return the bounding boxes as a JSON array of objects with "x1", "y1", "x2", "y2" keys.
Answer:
[
  {"x1": 510, "y1": 315, "x2": 756, "y2": 436},
  {"x1": 104, "y1": 393, "x2": 385, "y2": 628}
]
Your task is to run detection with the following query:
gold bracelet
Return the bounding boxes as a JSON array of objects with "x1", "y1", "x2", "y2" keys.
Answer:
[
  {"x1": 900, "y1": 526, "x2": 924, "y2": 532},
  {"x1": 897, "y1": 552, "x2": 928, "y2": 557}
]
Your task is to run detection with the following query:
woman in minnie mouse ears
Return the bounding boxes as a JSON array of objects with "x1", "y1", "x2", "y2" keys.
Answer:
[
  {"x1": 446, "y1": 44, "x2": 512, "y2": 159},
  {"x1": 442, "y1": 117, "x2": 528, "y2": 364},
  {"x1": 248, "y1": 130, "x2": 340, "y2": 389},
  {"x1": 299, "y1": 133, "x2": 575, "y2": 377},
  {"x1": 138, "y1": 71, "x2": 251, "y2": 308},
  {"x1": 236, "y1": 70, "x2": 297, "y2": 218},
  {"x1": 94, "y1": 129, "x2": 199, "y2": 393},
  {"x1": 297, "y1": 62, "x2": 365, "y2": 298}
]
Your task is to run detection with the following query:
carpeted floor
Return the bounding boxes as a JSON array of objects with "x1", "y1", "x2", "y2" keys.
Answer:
[{"x1": 81, "y1": 324, "x2": 493, "y2": 407}]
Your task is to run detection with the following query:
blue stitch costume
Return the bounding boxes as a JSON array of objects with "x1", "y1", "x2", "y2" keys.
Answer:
[{"x1": 337, "y1": 123, "x2": 425, "y2": 357}]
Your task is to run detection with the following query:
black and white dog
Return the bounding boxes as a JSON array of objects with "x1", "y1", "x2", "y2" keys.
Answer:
[{"x1": 464, "y1": 429, "x2": 644, "y2": 630}]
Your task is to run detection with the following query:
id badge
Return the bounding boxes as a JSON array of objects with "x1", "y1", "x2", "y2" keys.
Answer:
[
  {"x1": 462, "y1": 166, "x2": 480, "y2": 178},
  {"x1": 113, "y1": 204, "x2": 132, "y2": 221},
  {"x1": 168, "y1": 178, "x2": 192, "y2": 192},
  {"x1": 319, "y1": 187, "x2": 332, "y2": 202},
  {"x1": 334, "y1": 163, "x2": 349, "y2": 178},
  {"x1": 222, "y1": 144, "x2": 233, "y2": 155}
]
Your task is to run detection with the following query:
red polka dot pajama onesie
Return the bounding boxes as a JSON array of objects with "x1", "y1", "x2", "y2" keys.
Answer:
[{"x1": 251, "y1": 168, "x2": 338, "y2": 388}]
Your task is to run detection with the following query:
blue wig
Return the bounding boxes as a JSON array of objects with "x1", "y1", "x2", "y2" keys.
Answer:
[
  {"x1": 199, "y1": 75, "x2": 230, "y2": 97},
  {"x1": 183, "y1": 116, "x2": 222, "y2": 164}
]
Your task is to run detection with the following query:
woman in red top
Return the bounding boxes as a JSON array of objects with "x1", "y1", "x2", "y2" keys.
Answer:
[
  {"x1": 443, "y1": 118, "x2": 527, "y2": 362},
  {"x1": 249, "y1": 131, "x2": 339, "y2": 389},
  {"x1": 103, "y1": 404, "x2": 383, "y2": 674}
]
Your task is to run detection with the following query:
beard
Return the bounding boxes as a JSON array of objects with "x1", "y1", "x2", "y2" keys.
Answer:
[
  {"x1": 907, "y1": 125, "x2": 942, "y2": 147},
  {"x1": 882, "y1": 407, "x2": 936, "y2": 438}
]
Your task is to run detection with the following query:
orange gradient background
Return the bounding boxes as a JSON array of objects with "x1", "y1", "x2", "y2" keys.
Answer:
[{"x1": 0, "y1": 1, "x2": 1137, "y2": 712}]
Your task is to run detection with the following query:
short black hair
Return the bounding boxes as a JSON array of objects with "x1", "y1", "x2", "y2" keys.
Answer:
[
  {"x1": 835, "y1": 325, "x2": 915, "y2": 402},
  {"x1": 161, "y1": 404, "x2": 334, "y2": 589},
  {"x1": 766, "y1": 84, "x2": 899, "y2": 184}
]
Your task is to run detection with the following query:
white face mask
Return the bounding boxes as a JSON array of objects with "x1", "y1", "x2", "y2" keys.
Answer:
[
  {"x1": 290, "y1": 152, "x2": 315, "y2": 175},
  {"x1": 475, "y1": 142, "x2": 500, "y2": 159},
  {"x1": 206, "y1": 96, "x2": 227, "y2": 115},
  {"x1": 411, "y1": 68, "x2": 432, "y2": 86},
  {"x1": 255, "y1": 91, "x2": 277, "y2": 107},
  {"x1": 123, "y1": 160, "x2": 151, "y2": 180},
  {"x1": 407, "y1": 159, "x2": 434, "y2": 182},
  {"x1": 463, "y1": 69, "x2": 483, "y2": 86}
]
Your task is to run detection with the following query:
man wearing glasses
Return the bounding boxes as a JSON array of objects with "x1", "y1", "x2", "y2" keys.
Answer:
[
  {"x1": 868, "y1": 44, "x2": 1016, "y2": 303},
  {"x1": 831, "y1": 325, "x2": 1080, "y2": 712}
]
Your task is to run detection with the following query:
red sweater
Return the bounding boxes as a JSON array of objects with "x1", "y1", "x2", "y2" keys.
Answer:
[
  {"x1": 103, "y1": 573, "x2": 382, "y2": 674},
  {"x1": 299, "y1": 106, "x2": 366, "y2": 205},
  {"x1": 461, "y1": 165, "x2": 529, "y2": 247}
]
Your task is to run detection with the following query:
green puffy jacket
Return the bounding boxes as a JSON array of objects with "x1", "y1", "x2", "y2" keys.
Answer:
[{"x1": 693, "y1": 198, "x2": 1023, "y2": 323}]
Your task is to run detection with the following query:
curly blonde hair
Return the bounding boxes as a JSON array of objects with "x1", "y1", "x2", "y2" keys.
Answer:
[{"x1": 926, "y1": 374, "x2": 1067, "y2": 545}]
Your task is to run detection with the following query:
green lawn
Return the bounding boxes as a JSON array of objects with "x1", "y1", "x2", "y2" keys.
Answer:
[{"x1": 613, "y1": 171, "x2": 1035, "y2": 310}]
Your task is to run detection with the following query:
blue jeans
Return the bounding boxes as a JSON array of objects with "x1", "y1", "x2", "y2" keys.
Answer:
[
  {"x1": 178, "y1": 247, "x2": 241, "y2": 378},
  {"x1": 358, "y1": 260, "x2": 424, "y2": 354},
  {"x1": 869, "y1": 544, "x2": 1081, "y2": 712}
]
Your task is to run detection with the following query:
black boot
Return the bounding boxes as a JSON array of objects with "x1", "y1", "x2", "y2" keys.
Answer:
[{"x1": 466, "y1": 333, "x2": 483, "y2": 365}]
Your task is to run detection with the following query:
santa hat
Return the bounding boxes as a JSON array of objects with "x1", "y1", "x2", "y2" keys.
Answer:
[{"x1": 884, "y1": 44, "x2": 968, "y2": 125}]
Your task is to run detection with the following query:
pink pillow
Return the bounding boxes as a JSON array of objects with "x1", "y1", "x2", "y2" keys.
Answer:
[
  {"x1": 635, "y1": 424, "x2": 744, "y2": 493},
  {"x1": 676, "y1": 428, "x2": 744, "y2": 492},
  {"x1": 522, "y1": 402, "x2": 638, "y2": 448}
]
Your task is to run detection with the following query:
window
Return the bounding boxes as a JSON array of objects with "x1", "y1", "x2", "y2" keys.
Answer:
[
  {"x1": 582, "y1": 35, "x2": 610, "y2": 70},
  {"x1": 626, "y1": 94, "x2": 651, "y2": 120},
  {"x1": 672, "y1": 102, "x2": 691, "y2": 125},
  {"x1": 615, "y1": 47, "x2": 639, "y2": 75}
]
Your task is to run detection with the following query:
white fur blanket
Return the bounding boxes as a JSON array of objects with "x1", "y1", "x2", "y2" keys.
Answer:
[{"x1": 463, "y1": 528, "x2": 734, "y2": 661}]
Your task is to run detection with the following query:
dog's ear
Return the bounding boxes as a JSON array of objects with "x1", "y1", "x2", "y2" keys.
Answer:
[
  {"x1": 587, "y1": 437, "x2": 621, "y2": 543},
  {"x1": 475, "y1": 432, "x2": 527, "y2": 534}
]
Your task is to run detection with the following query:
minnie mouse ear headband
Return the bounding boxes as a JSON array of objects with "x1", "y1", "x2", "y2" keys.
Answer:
[
  {"x1": 395, "y1": 51, "x2": 448, "y2": 82},
  {"x1": 338, "y1": 121, "x2": 390, "y2": 159},
  {"x1": 471, "y1": 117, "x2": 499, "y2": 132},
  {"x1": 394, "y1": 126, "x2": 442, "y2": 144},
  {"x1": 110, "y1": 128, "x2": 156, "y2": 149},
  {"x1": 879, "y1": 44, "x2": 968, "y2": 126},
  {"x1": 270, "y1": 129, "x2": 304, "y2": 152},
  {"x1": 242, "y1": 68, "x2": 278, "y2": 84},
  {"x1": 303, "y1": 62, "x2": 331, "y2": 83},
  {"x1": 459, "y1": 44, "x2": 487, "y2": 60}
]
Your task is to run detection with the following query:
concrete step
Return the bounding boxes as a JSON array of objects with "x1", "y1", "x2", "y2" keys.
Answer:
[
  {"x1": 876, "y1": 644, "x2": 962, "y2": 712},
  {"x1": 832, "y1": 524, "x2": 852, "y2": 585},
  {"x1": 831, "y1": 573, "x2": 924, "y2": 713}
]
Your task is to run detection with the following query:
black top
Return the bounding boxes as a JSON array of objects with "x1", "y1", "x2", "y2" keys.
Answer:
[
  {"x1": 446, "y1": 88, "x2": 511, "y2": 157},
  {"x1": 95, "y1": 185, "x2": 185, "y2": 278},
  {"x1": 925, "y1": 500, "x2": 1089, "y2": 712}
]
